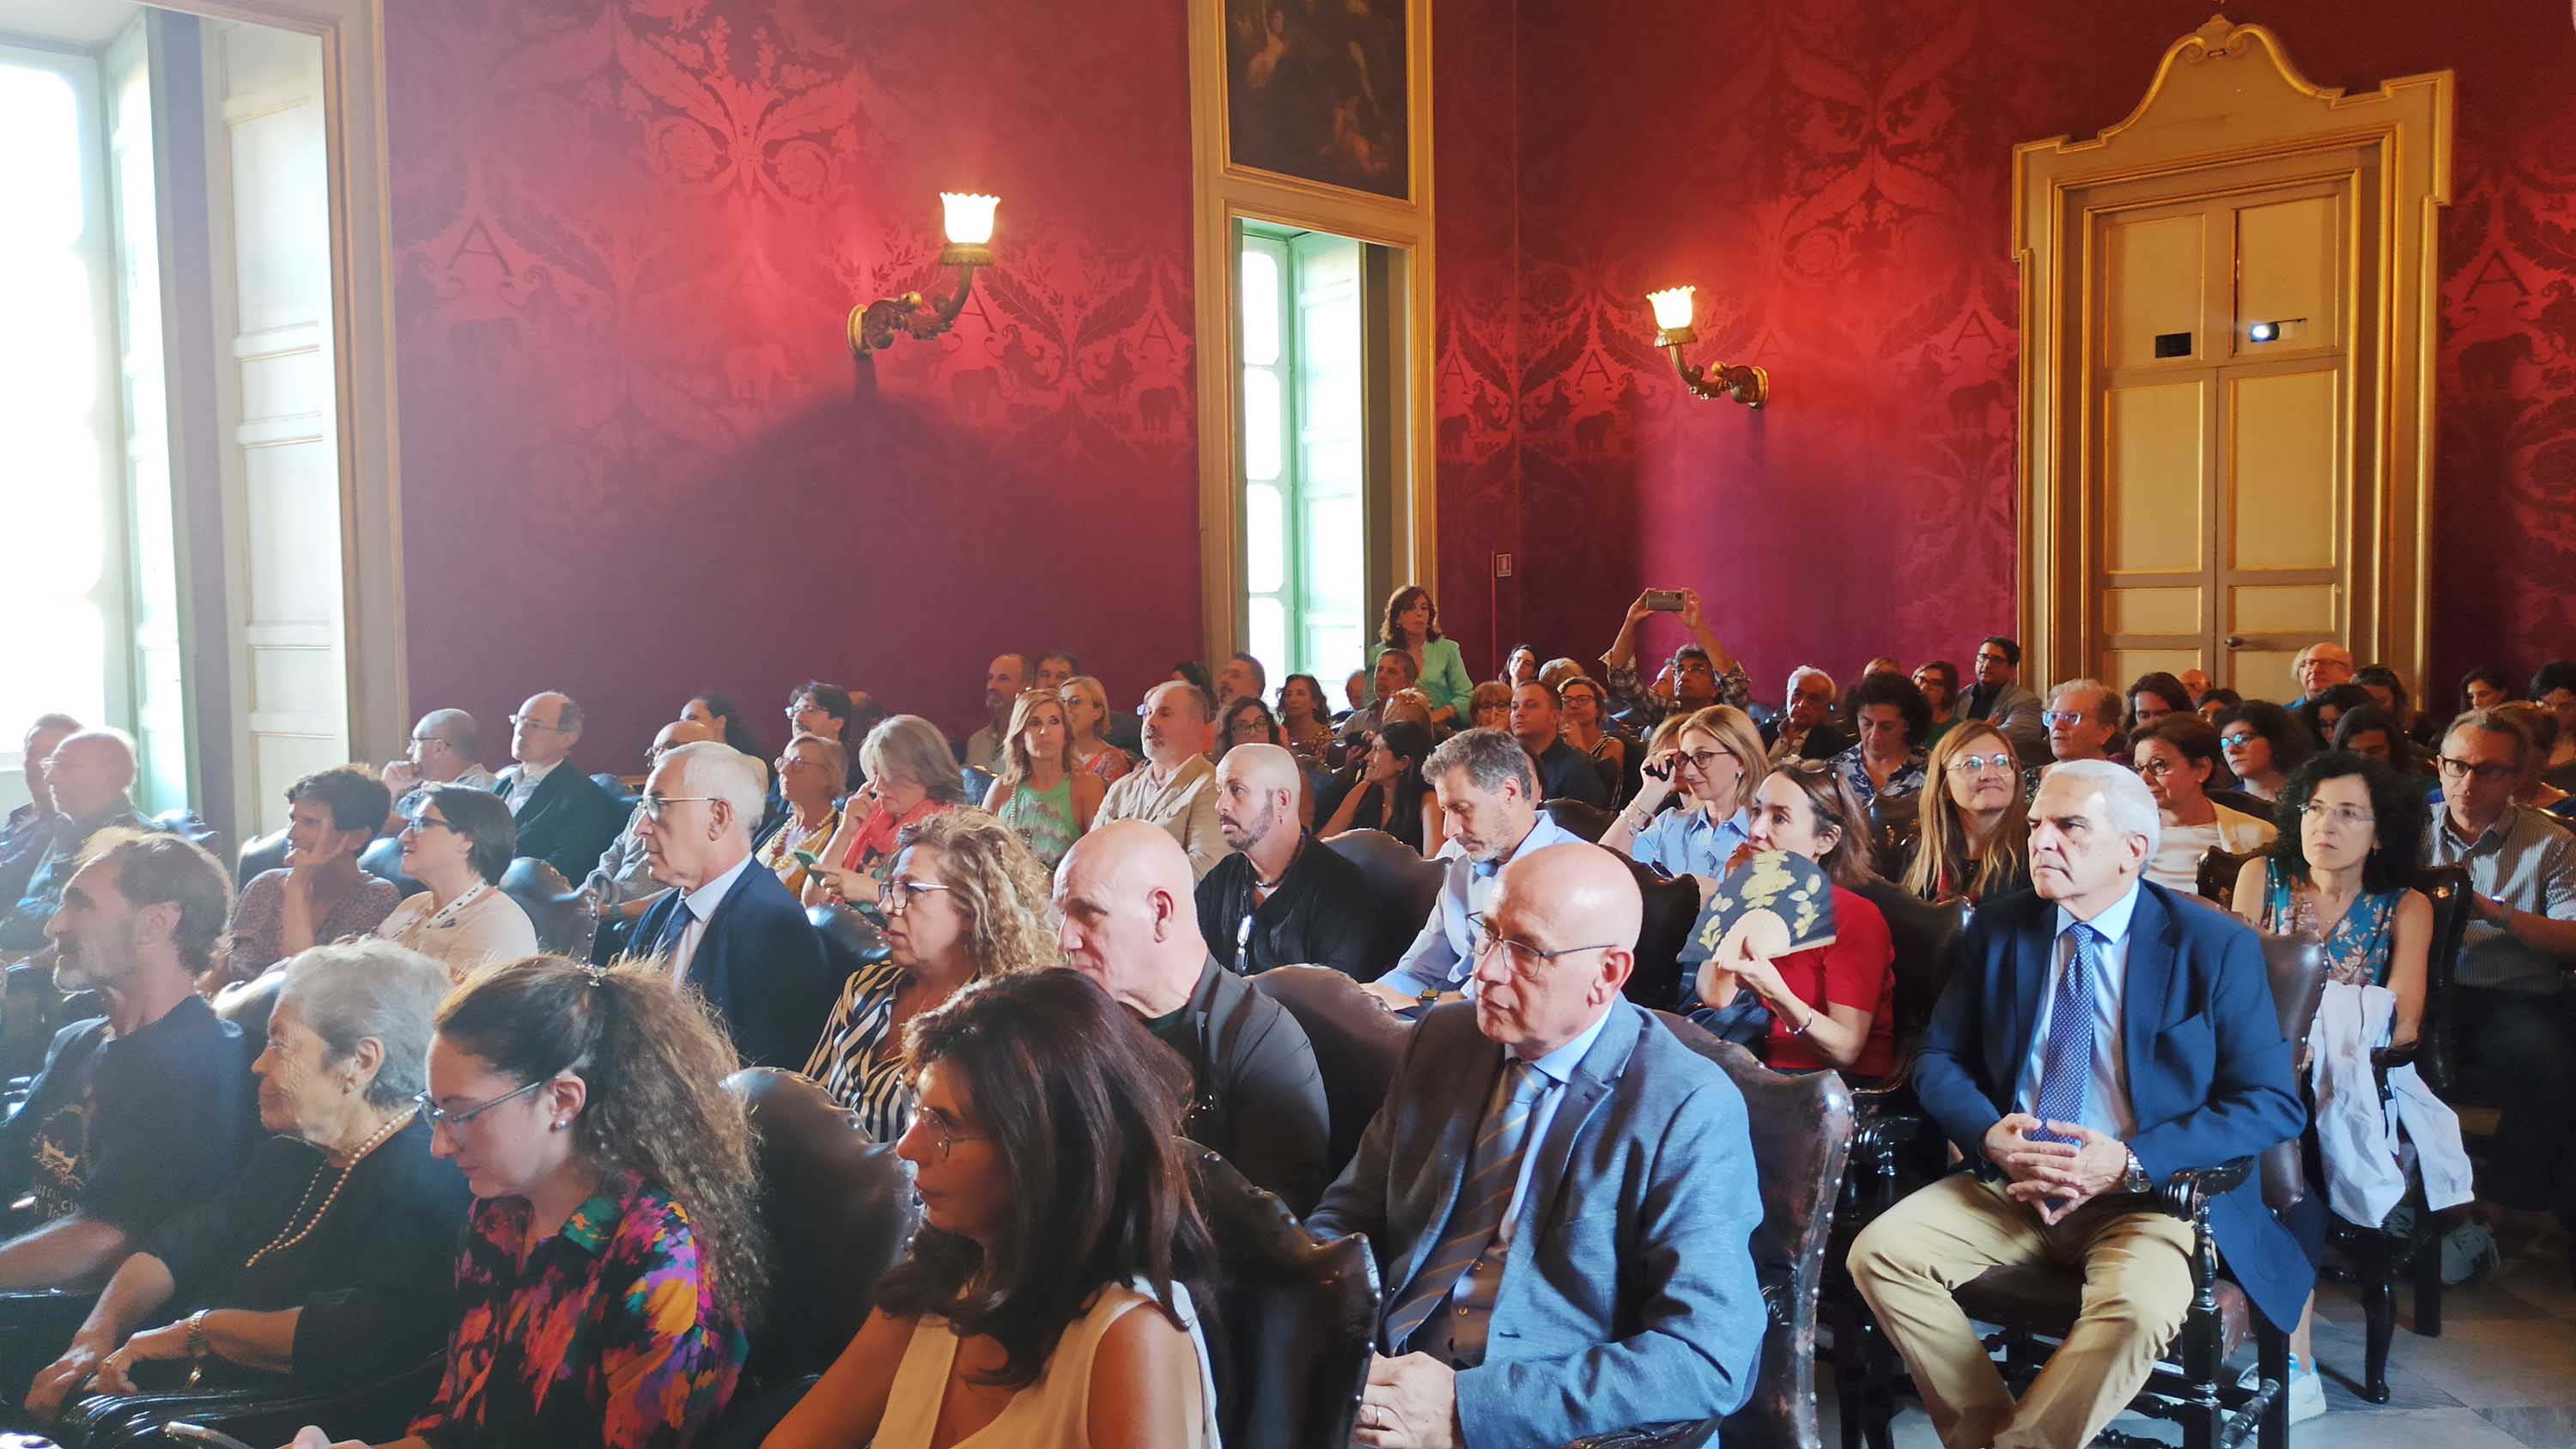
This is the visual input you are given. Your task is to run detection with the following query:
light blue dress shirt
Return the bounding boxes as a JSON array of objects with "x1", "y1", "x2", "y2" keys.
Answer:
[
  {"x1": 2010, "y1": 882, "x2": 2141, "y2": 1141},
  {"x1": 1627, "y1": 806, "x2": 1751, "y2": 881},
  {"x1": 1377, "y1": 811, "x2": 1590, "y2": 999}
]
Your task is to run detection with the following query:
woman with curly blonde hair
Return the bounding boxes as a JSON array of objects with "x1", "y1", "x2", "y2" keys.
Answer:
[{"x1": 802, "y1": 811, "x2": 1055, "y2": 1140}]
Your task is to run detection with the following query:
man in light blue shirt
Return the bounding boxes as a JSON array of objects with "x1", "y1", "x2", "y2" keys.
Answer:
[{"x1": 1363, "y1": 728, "x2": 1589, "y2": 1009}]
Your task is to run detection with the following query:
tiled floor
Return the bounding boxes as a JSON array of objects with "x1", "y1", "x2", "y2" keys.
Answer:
[{"x1": 1822, "y1": 1240, "x2": 2576, "y2": 1448}]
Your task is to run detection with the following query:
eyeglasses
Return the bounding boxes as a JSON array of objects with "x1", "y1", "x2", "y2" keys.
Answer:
[
  {"x1": 1947, "y1": 753, "x2": 2015, "y2": 775},
  {"x1": 638, "y1": 792, "x2": 721, "y2": 822},
  {"x1": 415, "y1": 1079, "x2": 545, "y2": 1134},
  {"x1": 2040, "y1": 710, "x2": 2095, "y2": 728},
  {"x1": 2136, "y1": 757, "x2": 2179, "y2": 778},
  {"x1": 2300, "y1": 801, "x2": 2378, "y2": 829},
  {"x1": 399, "y1": 813, "x2": 455, "y2": 836},
  {"x1": 915, "y1": 1109, "x2": 983, "y2": 1160},
  {"x1": 2435, "y1": 757, "x2": 2518, "y2": 785},
  {"x1": 1677, "y1": 747, "x2": 1735, "y2": 771},
  {"x1": 507, "y1": 715, "x2": 568, "y2": 732},
  {"x1": 881, "y1": 879, "x2": 953, "y2": 916},
  {"x1": 2219, "y1": 732, "x2": 2260, "y2": 750},
  {"x1": 1472, "y1": 917, "x2": 1616, "y2": 981},
  {"x1": 408, "y1": 734, "x2": 447, "y2": 751}
]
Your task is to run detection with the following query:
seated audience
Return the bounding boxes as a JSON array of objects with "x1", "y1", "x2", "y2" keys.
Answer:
[
  {"x1": 1059, "y1": 675, "x2": 1133, "y2": 784},
  {"x1": 1558, "y1": 674, "x2": 1627, "y2": 795},
  {"x1": 631, "y1": 743, "x2": 835, "y2": 1071},
  {"x1": 2333, "y1": 703, "x2": 2422, "y2": 777},
  {"x1": 805, "y1": 811, "x2": 1053, "y2": 1140},
  {"x1": 981, "y1": 690, "x2": 1107, "y2": 869},
  {"x1": 1220, "y1": 694, "x2": 1285, "y2": 755},
  {"x1": 807, "y1": 715, "x2": 971, "y2": 911},
  {"x1": 959, "y1": 654, "x2": 1030, "y2": 776},
  {"x1": 2217, "y1": 699, "x2": 2314, "y2": 801},
  {"x1": 1343, "y1": 669, "x2": 1370, "y2": 716},
  {"x1": 1216, "y1": 652, "x2": 1267, "y2": 715},
  {"x1": 766, "y1": 971, "x2": 1219, "y2": 1449},
  {"x1": 1341, "y1": 648, "x2": 1421, "y2": 742},
  {"x1": 2132, "y1": 715, "x2": 2275, "y2": 892},
  {"x1": 2425, "y1": 709, "x2": 2576, "y2": 1269},
  {"x1": 2026, "y1": 678, "x2": 2122, "y2": 798},
  {"x1": 753, "y1": 732, "x2": 846, "y2": 898},
  {"x1": 2, "y1": 832, "x2": 254, "y2": 1289},
  {"x1": 1510, "y1": 680, "x2": 1611, "y2": 807},
  {"x1": 2530, "y1": 661, "x2": 2576, "y2": 791},
  {"x1": 584, "y1": 721, "x2": 715, "y2": 940},
  {"x1": 2231, "y1": 752, "x2": 2433, "y2": 1416},
  {"x1": 1308, "y1": 843, "x2": 1764, "y2": 1448},
  {"x1": 23, "y1": 941, "x2": 468, "y2": 1418},
  {"x1": 1376, "y1": 586, "x2": 1474, "y2": 726},
  {"x1": 1, "y1": 728, "x2": 147, "y2": 952},
  {"x1": 1277, "y1": 673, "x2": 1335, "y2": 764},
  {"x1": 1466, "y1": 680, "x2": 1511, "y2": 733},
  {"x1": 1960, "y1": 636, "x2": 2048, "y2": 764},
  {"x1": 1198, "y1": 744, "x2": 1372, "y2": 977},
  {"x1": 1765, "y1": 667, "x2": 1850, "y2": 763},
  {"x1": 378, "y1": 788, "x2": 540, "y2": 979},
  {"x1": 1903, "y1": 721, "x2": 2033, "y2": 904},
  {"x1": 1598, "y1": 588, "x2": 1753, "y2": 727},
  {"x1": 289, "y1": 956, "x2": 766, "y2": 1449},
  {"x1": 1850, "y1": 760, "x2": 2309, "y2": 1449},
  {"x1": 380, "y1": 709, "x2": 497, "y2": 830},
  {"x1": 494, "y1": 692, "x2": 626, "y2": 886},
  {"x1": 2461, "y1": 665, "x2": 2512, "y2": 713},
  {"x1": 2195, "y1": 686, "x2": 2244, "y2": 726},
  {"x1": 2288, "y1": 642, "x2": 2357, "y2": 711},
  {"x1": 2125, "y1": 672, "x2": 2192, "y2": 732},
  {"x1": 1501, "y1": 644, "x2": 1540, "y2": 689},
  {"x1": 781, "y1": 681, "x2": 854, "y2": 754},
  {"x1": 1365, "y1": 729, "x2": 1590, "y2": 1010},
  {"x1": 1, "y1": 714, "x2": 82, "y2": 911},
  {"x1": 2307, "y1": 683, "x2": 2377, "y2": 746},
  {"x1": 1834, "y1": 671, "x2": 1933, "y2": 808},
  {"x1": 1602, "y1": 705, "x2": 1765, "y2": 882},
  {"x1": 1053, "y1": 822, "x2": 1329, "y2": 1213},
  {"x1": 1913, "y1": 661, "x2": 1963, "y2": 751},
  {"x1": 680, "y1": 691, "x2": 765, "y2": 760},
  {"x1": 216, "y1": 766, "x2": 400, "y2": 988},
  {"x1": 1094, "y1": 682, "x2": 1231, "y2": 880},
  {"x1": 1320, "y1": 720, "x2": 1439, "y2": 855},
  {"x1": 1698, "y1": 762, "x2": 1897, "y2": 1081}
]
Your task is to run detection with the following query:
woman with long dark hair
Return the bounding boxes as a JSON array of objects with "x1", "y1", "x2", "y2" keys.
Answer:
[
  {"x1": 763, "y1": 971, "x2": 1218, "y2": 1449},
  {"x1": 1318, "y1": 719, "x2": 1439, "y2": 854},
  {"x1": 681, "y1": 692, "x2": 765, "y2": 760},
  {"x1": 1373, "y1": 585, "x2": 1474, "y2": 727}
]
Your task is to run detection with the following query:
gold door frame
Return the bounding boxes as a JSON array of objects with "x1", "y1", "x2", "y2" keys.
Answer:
[{"x1": 2014, "y1": 17, "x2": 2451, "y2": 691}]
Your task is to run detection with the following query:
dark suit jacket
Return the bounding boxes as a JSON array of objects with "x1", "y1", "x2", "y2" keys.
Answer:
[
  {"x1": 1309, "y1": 1000, "x2": 1764, "y2": 1448},
  {"x1": 1759, "y1": 719, "x2": 1853, "y2": 762},
  {"x1": 632, "y1": 861, "x2": 835, "y2": 1071},
  {"x1": 1533, "y1": 738, "x2": 1611, "y2": 807},
  {"x1": 493, "y1": 764, "x2": 627, "y2": 886},
  {"x1": 1911, "y1": 880, "x2": 2312, "y2": 1330}
]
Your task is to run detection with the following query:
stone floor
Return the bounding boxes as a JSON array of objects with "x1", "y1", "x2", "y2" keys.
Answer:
[{"x1": 1820, "y1": 1239, "x2": 2576, "y2": 1449}]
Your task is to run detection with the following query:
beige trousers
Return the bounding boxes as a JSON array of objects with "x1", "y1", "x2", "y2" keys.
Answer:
[{"x1": 1847, "y1": 1172, "x2": 2196, "y2": 1449}]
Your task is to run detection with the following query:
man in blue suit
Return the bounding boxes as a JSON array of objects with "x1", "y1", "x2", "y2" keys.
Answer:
[
  {"x1": 490, "y1": 691, "x2": 627, "y2": 886},
  {"x1": 1307, "y1": 842, "x2": 1765, "y2": 1449},
  {"x1": 1849, "y1": 759, "x2": 2308, "y2": 1449},
  {"x1": 630, "y1": 742, "x2": 836, "y2": 1070}
]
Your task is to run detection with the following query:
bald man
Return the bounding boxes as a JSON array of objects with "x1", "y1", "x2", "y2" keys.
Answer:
[
  {"x1": 2, "y1": 714, "x2": 83, "y2": 911},
  {"x1": 1195, "y1": 744, "x2": 1375, "y2": 977},
  {"x1": 1055, "y1": 820, "x2": 1329, "y2": 1212},
  {"x1": 2, "y1": 729, "x2": 147, "y2": 952},
  {"x1": 1310, "y1": 843, "x2": 1765, "y2": 1448},
  {"x1": 381, "y1": 707, "x2": 497, "y2": 826},
  {"x1": 585, "y1": 720, "x2": 719, "y2": 956},
  {"x1": 491, "y1": 691, "x2": 625, "y2": 885}
]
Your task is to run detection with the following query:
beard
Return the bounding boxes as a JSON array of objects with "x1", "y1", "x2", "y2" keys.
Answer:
[{"x1": 52, "y1": 914, "x2": 142, "y2": 994}]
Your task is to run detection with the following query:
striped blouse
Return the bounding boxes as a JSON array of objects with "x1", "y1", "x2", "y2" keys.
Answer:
[{"x1": 802, "y1": 959, "x2": 916, "y2": 1142}]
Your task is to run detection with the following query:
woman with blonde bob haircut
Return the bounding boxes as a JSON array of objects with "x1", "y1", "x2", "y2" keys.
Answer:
[
  {"x1": 1057, "y1": 676, "x2": 1132, "y2": 785},
  {"x1": 805, "y1": 715, "x2": 969, "y2": 910},
  {"x1": 1602, "y1": 704, "x2": 1767, "y2": 882},
  {"x1": 1902, "y1": 720, "x2": 2032, "y2": 903}
]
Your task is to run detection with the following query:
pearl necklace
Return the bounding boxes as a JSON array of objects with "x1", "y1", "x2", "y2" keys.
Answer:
[{"x1": 241, "y1": 1106, "x2": 416, "y2": 1272}]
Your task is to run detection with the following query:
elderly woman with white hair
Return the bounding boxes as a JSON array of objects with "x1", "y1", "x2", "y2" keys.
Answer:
[{"x1": 21, "y1": 941, "x2": 471, "y2": 1421}]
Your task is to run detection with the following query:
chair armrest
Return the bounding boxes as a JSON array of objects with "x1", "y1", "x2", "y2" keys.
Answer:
[
  {"x1": 1562, "y1": 1420, "x2": 1719, "y2": 1449},
  {"x1": 2157, "y1": 1157, "x2": 2254, "y2": 1225},
  {"x1": 64, "y1": 1352, "x2": 443, "y2": 1446},
  {"x1": 2369, "y1": 1042, "x2": 2419, "y2": 1075}
]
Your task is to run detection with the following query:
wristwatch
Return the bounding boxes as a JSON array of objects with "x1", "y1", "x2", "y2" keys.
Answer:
[
  {"x1": 2122, "y1": 1147, "x2": 2151, "y2": 1195},
  {"x1": 1418, "y1": 984, "x2": 1443, "y2": 1009}
]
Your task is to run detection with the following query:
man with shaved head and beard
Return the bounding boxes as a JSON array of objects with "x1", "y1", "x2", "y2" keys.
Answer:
[
  {"x1": 1309, "y1": 842, "x2": 1765, "y2": 1449},
  {"x1": 1194, "y1": 743, "x2": 1375, "y2": 977},
  {"x1": 1054, "y1": 819, "x2": 1329, "y2": 1212}
]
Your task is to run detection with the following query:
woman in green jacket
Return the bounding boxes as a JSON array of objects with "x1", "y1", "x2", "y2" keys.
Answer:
[{"x1": 1372, "y1": 585, "x2": 1473, "y2": 727}]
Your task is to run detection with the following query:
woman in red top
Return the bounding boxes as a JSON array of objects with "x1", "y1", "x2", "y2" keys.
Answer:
[{"x1": 1696, "y1": 759, "x2": 1898, "y2": 1082}]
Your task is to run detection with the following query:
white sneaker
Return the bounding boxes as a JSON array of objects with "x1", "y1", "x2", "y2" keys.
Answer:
[{"x1": 2287, "y1": 1358, "x2": 2327, "y2": 1423}]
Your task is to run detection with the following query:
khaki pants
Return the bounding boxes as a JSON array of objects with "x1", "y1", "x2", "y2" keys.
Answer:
[{"x1": 1848, "y1": 1172, "x2": 2195, "y2": 1449}]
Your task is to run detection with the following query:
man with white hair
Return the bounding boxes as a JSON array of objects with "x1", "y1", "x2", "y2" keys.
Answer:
[
  {"x1": 1849, "y1": 759, "x2": 2307, "y2": 1449},
  {"x1": 2025, "y1": 678, "x2": 2123, "y2": 801},
  {"x1": 2287, "y1": 642, "x2": 2357, "y2": 734},
  {"x1": 380, "y1": 708, "x2": 498, "y2": 828},
  {"x1": 1195, "y1": 744, "x2": 1374, "y2": 977},
  {"x1": 629, "y1": 741, "x2": 835, "y2": 1068},
  {"x1": 1765, "y1": 667, "x2": 1850, "y2": 763},
  {"x1": 584, "y1": 719, "x2": 717, "y2": 959},
  {"x1": 2, "y1": 729, "x2": 149, "y2": 953},
  {"x1": 1094, "y1": 680, "x2": 1231, "y2": 880}
]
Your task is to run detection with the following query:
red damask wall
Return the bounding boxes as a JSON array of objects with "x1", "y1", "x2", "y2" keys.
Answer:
[
  {"x1": 1433, "y1": 0, "x2": 2576, "y2": 706},
  {"x1": 386, "y1": 0, "x2": 1198, "y2": 766}
]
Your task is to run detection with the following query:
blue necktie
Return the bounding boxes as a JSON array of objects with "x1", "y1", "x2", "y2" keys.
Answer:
[
  {"x1": 2032, "y1": 922, "x2": 2102, "y2": 1142},
  {"x1": 652, "y1": 897, "x2": 693, "y2": 966},
  {"x1": 1382, "y1": 1060, "x2": 1546, "y2": 1354}
]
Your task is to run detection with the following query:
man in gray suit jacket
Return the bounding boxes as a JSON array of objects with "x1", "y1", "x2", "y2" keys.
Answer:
[{"x1": 1308, "y1": 843, "x2": 1765, "y2": 1449}]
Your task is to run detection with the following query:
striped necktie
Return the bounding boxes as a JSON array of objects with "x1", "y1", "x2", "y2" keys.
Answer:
[
  {"x1": 2032, "y1": 922, "x2": 2103, "y2": 1144},
  {"x1": 1382, "y1": 1059, "x2": 1547, "y2": 1354}
]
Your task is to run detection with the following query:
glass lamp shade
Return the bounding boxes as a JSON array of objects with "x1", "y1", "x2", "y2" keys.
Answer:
[
  {"x1": 940, "y1": 192, "x2": 999, "y2": 246},
  {"x1": 1647, "y1": 285, "x2": 1697, "y2": 333}
]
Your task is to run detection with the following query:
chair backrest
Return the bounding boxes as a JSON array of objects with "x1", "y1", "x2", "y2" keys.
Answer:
[
  {"x1": 807, "y1": 903, "x2": 891, "y2": 982},
  {"x1": 2407, "y1": 864, "x2": 2472, "y2": 1095},
  {"x1": 1650, "y1": 1012, "x2": 1854, "y2": 1449},
  {"x1": 497, "y1": 856, "x2": 597, "y2": 960},
  {"x1": 1542, "y1": 797, "x2": 1616, "y2": 843},
  {"x1": 726, "y1": 1068, "x2": 920, "y2": 1384},
  {"x1": 961, "y1": 765, "x2": 996, "y2": 804},
  {"x1": 2196, "y1": 846, "x2": 2263, "y2": 910},
  {"x1": 1850, "y1": 874, "x2": 1964, "y2": 1062},
  {"x1": 1248, "y1": 965, "x2": 1412, "y2": 1178},
  {"x1": 2254, "y1": 930, "x2": 2329, "y2": 1212},
  {"x1": 216, "y1": 970, "x2": 286, "y2": 1062},
  {"x1": 1321, "y1": 829, "x2": 1446, "y2": 973},
  {"x1": 1189, "y1": 1147, "x2": 1378, "y2": 1449},
  {"x1": 236, "y1": 829, "x2": 290, "y2": 886},
  {"x1": 1621, "y1": 856, "x2": 1704, "y2": 1011},
  {"x1": 591, "y1": 772, "x2": 641, "y2": 816},
  {"x1": 1868, "y1": 789, "x2": 1922, "y2": 880},
  {"x1": 2205, "y1": 787, "x2": 2272, "y2": 822},
  {"x1": 356, "y1": 835, "x2": 422, "y2": 898},
  {"x1": 151, "y1": 806, "x2": 221, "y2": 855}
]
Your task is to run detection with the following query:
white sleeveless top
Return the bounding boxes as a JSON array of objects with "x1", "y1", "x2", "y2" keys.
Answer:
[{"x1": 874, "y1": 1280, "x2": 1221, "y2": 1449}]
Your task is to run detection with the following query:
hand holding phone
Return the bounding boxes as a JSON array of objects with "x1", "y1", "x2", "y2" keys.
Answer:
[{"x1": 1643, "y1": 589, "x2": 1686, "y2": 612}]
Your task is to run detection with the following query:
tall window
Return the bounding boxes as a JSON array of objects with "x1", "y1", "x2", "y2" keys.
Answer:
[{"x1": 1239, "y1": 222, "x2": 1367, "y2": 694}]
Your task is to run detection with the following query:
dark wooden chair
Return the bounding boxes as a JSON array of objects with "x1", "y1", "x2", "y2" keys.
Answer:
[
  {"x1": 497, "y1": 856, "x2": 596, "y2": 960},
  {"x1": 1191, "y1": 1148, "x2": 1381, "y2": 1449},
  {"x1": 1249, "y1": 965, "x2": 1411, "y2": 1180},
  {"x1": 1866, "y1": 791, "x2": 1922, "y2": 882},
  {"x1": 353, "y1": 836, "x2": 420, "y2": 898},
  {"x1": 2195, "y1": 845, "x2": 2263, "y2": 910},
  {"x1": 2204, "y1": 788, "x2": 2274, "y2": 823},
  {"x1": 1321, "y1": 828, "x2": 1446, "y2": 976},
  {"x1": 1544, "y1": 798, "x2": 1619, "y2": 843},
  {"x1": 806, "y1": 903, "x2": 892, "y2": 983},
  {"x1": 233, "y1": 830, "x2": 289, "y2": 887},
  {"x1": 1621, "y1": 857, "x2": 1707, "y2": 1013}
]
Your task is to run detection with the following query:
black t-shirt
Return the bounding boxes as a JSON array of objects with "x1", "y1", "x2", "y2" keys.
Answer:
[
  {"x1": 1194, "y1": 837, "x2": 1376, "y2": 978},
  {"x1": 0, "y1": 995, "x2": 255, "y2": 1233},
  {"x1": 1535, "y1": 739, "x2": 1611, "y2": 807}
]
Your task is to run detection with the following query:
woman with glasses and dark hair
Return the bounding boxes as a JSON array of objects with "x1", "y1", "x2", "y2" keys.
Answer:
[
  {"x1": 1902, "y1": 721, "x2": 2032, "y2": 904},
  {"x1": 289, "y1": 955, "x2": 768, "y2": 1449},
  {"x1": 1558, "y1": 674, "x2": 1630, "y2": 796},
  {"x1": 376, "y1": 786, "x2": 538, "y2": 981},
  {"x1": 2215, "y1": 699, "x2": 2314, "y2": 801},
  {"x1": 1694, "y1": 760, "x2": 1896, "y2": 1082},
  {"x1": 765, "y1": 971, "x2": 1218, "y2": 1449},
  {"x1": 217, "y1": 765, "x2": 400, "y2": 987},
  {"x1": 1603, "y1": 704, "x2": 1765, "y2": 881},
  {"x1": 781, "y1": 682, "x2": 854, "y2": 753},
  {"x1": 2132, "y1": 715, "x2": 2276, "y2": 893}
]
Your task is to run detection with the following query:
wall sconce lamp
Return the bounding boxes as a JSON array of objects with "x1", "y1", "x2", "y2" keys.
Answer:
[
  {"x1": 1645, "y1": 285, "x2": 1769, "y2": 409},
  {"x1": 847, "y1": 192, "x2": 1000, "y2": 361}
]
